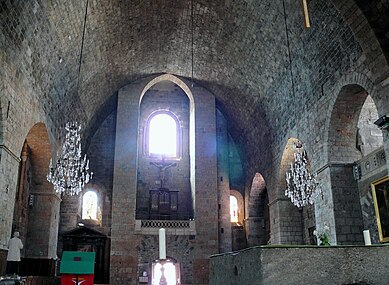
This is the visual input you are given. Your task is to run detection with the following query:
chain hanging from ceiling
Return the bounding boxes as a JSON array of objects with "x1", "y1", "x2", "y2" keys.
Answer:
[
  {"x1": 47, "y1": 122, "x2": 93, "y2": 196},
  {"x1": 47, "y1": 0, "x2": 92, "y2": 196},
  {"x1": 285, "y1": 143, "x2": 321, "y2": 207}
]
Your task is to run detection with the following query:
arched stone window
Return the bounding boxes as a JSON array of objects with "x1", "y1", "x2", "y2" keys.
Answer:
[
  {"x1": 82, "y1": 191, "x2": 98, "y2": 220},
  {"x1": 147, "y1": 112, "x2": 179, "y2": 158},
  {"x1": 152, "y1": 257, "x2": 180, "y2": 285},
  {"x1": 230, "y1": 195, "x2": 238, "y2": 223}
]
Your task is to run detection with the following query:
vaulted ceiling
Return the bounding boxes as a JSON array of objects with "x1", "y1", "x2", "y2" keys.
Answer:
[{"x1": 1, "y1": 0, "x2": 388, "y2": 179}]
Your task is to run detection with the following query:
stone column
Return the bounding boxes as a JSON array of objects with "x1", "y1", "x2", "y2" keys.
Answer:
[
  {"x1": 315, "y1": 167, "x2": 337, "y2": 245},
  {"x1": 191, "y1": 85, "x2": 219, "y2": 284},
  {"x1": 110, "y1": 83, "x2": 142, "y2": 284},
  {"x1": 216, "y1": 110, "x2": 232, "y2": 253},
  {"x1": 0, "y1": 145, "x2": 20, "y2": 250}
]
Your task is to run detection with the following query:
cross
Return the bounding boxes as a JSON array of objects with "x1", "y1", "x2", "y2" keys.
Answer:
[{"x1": 150, "y1": 158, "x2": 177, "y2": 188}]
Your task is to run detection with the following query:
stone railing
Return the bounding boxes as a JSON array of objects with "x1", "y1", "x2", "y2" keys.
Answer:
[{"x1": 135, "y1": 220, "x2": 196, "y2": 235}]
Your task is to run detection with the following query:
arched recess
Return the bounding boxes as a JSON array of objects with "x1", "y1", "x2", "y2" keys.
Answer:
[
  {"x1": 274, "y1": 138, "x2": 315, "y2": 245},
  {"x1": 328, "y1": 84, "x2": 371, "y2": 163},
  {"x1": 326, "y1": 84, "x2": 383, "y2": 245},
  {"x1": 246, "y1": 173, "x2": 269, "y2": 246},
  {"x1": 13, "y1": 122, "x2": 60, "y2": 258},
  {"x1": 152, "y1": 256, "x2": 181, "y2": 285},
  {"x1": 111, "y1": 74, "x2": 218, "y2": 284},
  {"x1": 80, "y1": 186, "x2": 103, "y2": 226},
  {"x1": 137, "y1": 77, "x2": 194, "y2": 220},
  {"x1": 356, "y1": 95, "x2": 384, "y2": 156},
  {"x1": 230, "y1": 190, "x2": 246, "y2": 250},
  {"x1": 230, "y1": 190, "x2": 244, "y2": 225}
]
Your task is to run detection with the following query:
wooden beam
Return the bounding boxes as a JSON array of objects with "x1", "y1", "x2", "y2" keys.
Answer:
[{"x1": 302, "y1": 0, "x2": 311, "y2": 28}]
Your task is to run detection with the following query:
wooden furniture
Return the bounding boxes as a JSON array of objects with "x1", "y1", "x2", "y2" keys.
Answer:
[{"x1": 149, "y1": 188, "x2": 178, "y2": 220}]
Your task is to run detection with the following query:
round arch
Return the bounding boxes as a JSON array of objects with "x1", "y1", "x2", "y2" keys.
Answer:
[
  {"x1": 322, "y1": 72, "x2": 376, "y2": 155},
  {"x1": 246, "y1": 172, "x2": 268, "y2": 246},
  {"x1": 328, "y1": 84, "x2": 371, "y2": 163},
  {"x1": 230, "y1": 189, "x2": 244, "y2": 225},
  {"x1": 272, "y1": 137, "x2": 315, "y2": 245},
  {"x1": 14, "y1": 122, "x2": 60, "y2": 259},
  {"x1": 324, "y1": 82, "x2": 384, "y2": 245}
]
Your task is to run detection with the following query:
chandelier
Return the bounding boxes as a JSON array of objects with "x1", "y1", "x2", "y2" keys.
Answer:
[
  {"x1": 47, "y1": 122, "x2": 93, "y2": 196},
  {"x1": 285, "y1": 144, "x2": 321, "y2": 207}
]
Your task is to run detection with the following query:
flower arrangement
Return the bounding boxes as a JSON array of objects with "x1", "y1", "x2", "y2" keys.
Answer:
[{"x1": 313, "y1": 224, "x2": 330, "y2": 246}]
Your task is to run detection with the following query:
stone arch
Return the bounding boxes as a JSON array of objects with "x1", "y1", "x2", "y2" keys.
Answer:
[
  {"x1": 14, "y1": 122, "x2": 60, "y2": 258},
  {"x1": 278, "y1": 138, "x2": 301, "y2": 196},
  {"x1": 328, "y1": 84, "x2": 372, "y2": 163},
  {"x1": 272, "y1": 138, "x2": 312, "y2": 245},
  {"x1": 80, "y1": 183, "x2": 105, "y2": 226},
  {"x1": 137, "y1": 75, "x2": 195, "y2": 219},
  {"x1": 323, "y1": 82, "x2": 378, "y2": 245},
  {"x1": 246, "y1": 173, "x2": 269, "y2": 246},
  {"x1": 323, "y1": 72, "x2": 375, "y2": 155},
  {"x1": 140, "y1": 74, "x2": 195, "y2": 104},
  {"x1": 111, "y1": 74, "x2": 218, "y2": 283}
]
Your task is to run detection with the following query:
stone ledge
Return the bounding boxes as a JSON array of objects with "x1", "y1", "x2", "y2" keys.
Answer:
[{"x1": 210, "y1": 244, "x2": 389, "y2": 285}]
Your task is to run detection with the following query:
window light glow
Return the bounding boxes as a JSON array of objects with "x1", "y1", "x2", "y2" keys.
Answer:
[
  {"x1": 152, "y1": 262, "x2": 177, "y2": 285},
  {"x1": 82, "y1": 191, "x2": 98, "y2": 220},
  {"x1": 230, "y1": 195, "x2": 238, "y2": 223},
  {"x1": 149, "y1": 114, "x2": 177, "y2": 157}
]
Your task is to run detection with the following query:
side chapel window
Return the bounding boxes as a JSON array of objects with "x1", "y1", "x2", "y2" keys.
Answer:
[
  {"x1": 230, "y1": 195, "x2": 238, "y2": 223},
  {"x1": 148, "y1": 113, "x2": 178, "y2": 158},
  {"x1": 82, "y1": 191, "x2": 98, "y2": 220}
]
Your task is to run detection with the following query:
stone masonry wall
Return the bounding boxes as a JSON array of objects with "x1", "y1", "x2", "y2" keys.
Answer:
[
  {"x1": 330, "y1": 164, "x2": 364, "y2": 245},
  {"x1": 137, "y1": 82, "x2": 191, "y2": 219},
  {"x1": 265, "y1": 0, "x2": 389, "y2": 245},
  {"x1": 58, "y1": 110, "x2": 116, "y2": 255},
  {"x1": 355, "y1": 146, "x2": 388, "y2": 244},
  {"x1": 216, "y1": 110, "x2": 232, "y2": 253},
  {"x1": 210, "y1": 245, "x2": 389, "y2": 285},
  {"x1": 111, "y1": 75, "x2": 219, "y2": 285}
]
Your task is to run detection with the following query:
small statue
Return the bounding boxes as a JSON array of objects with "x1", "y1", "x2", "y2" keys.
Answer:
[{"x1": 150, "y1": 158, "x2": 177, "y2": 188}]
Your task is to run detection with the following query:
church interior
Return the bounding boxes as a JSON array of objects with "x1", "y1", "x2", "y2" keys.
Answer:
[{"x1": 0, "y1": 0, "x2": 389, "y2": 284}]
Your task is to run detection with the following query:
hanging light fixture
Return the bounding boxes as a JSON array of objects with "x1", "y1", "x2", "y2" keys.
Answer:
[
  {"x1": 285, "y1": 142, "x2": 321, "y2": 207},
  {"x1": 47, "y1": 122, "x2": 93, "y2": 196},
  {"x1": 47, "y1": 0, "x2": 92, "y2": 196}
]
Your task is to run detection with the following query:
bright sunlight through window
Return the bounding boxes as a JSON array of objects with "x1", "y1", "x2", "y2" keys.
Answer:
[
  {"x1": 149, "y1": 113, "x2": 177, "y2": 157},
  {"x1": 152, "y1": 262, "x2": 177, "y2": 285},
  {"x1": 82, "y1": 191, "x2": 98, "y2": 220},
  {"x1": 230, "y1": 195, "x2": 238, "y2": 223}
]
